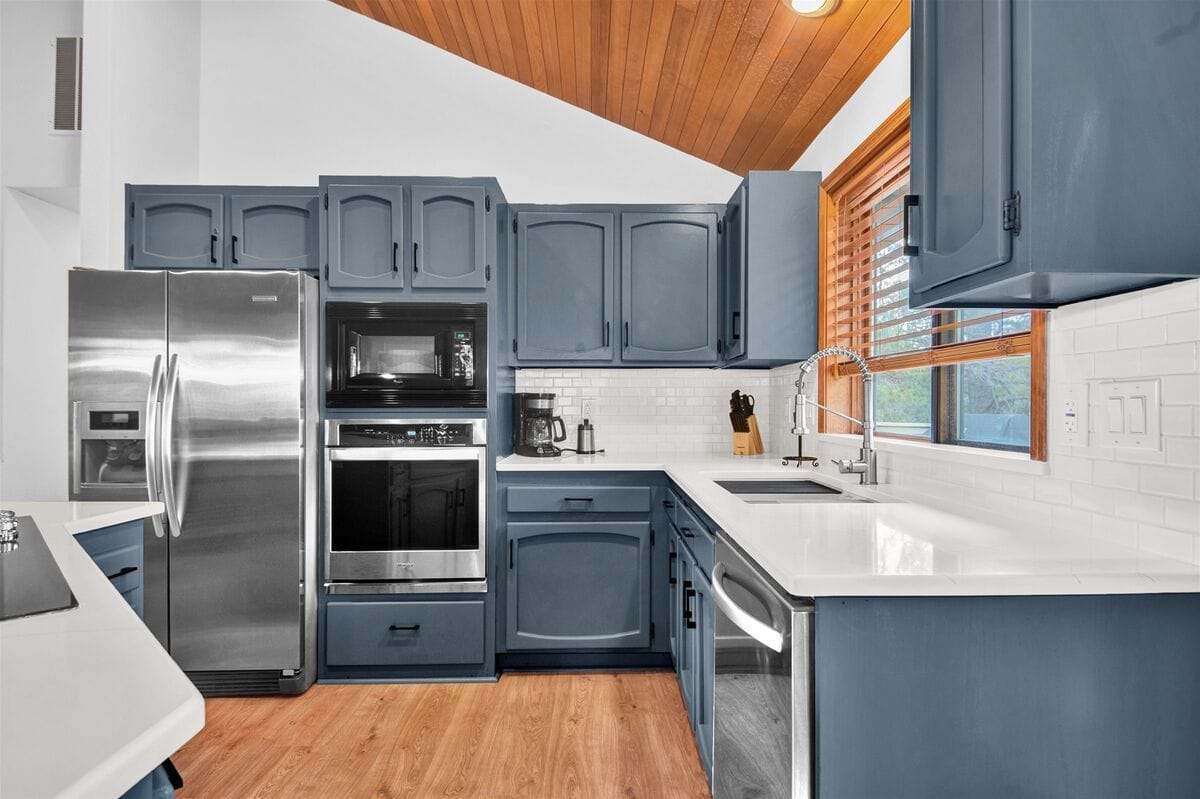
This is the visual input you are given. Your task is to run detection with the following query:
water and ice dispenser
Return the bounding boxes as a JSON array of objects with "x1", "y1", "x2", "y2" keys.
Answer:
[{"x1": 72, "y1": 402, "x2": 147, "y2": 494}]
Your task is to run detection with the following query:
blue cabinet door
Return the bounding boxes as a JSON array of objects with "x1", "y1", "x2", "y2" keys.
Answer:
[
  {"x1": 506, "y1": 521, "x2": 652, "y2": 650},
  {"x1": 75, "y1": 521, "x2": 145, "y2": 619},
  {"x1": 908, "y1": 0, "x2": 1014, "y2": 293},
  {"x1": 228, "y1": 192, "x2": 319, "y2": 270},
  {"x1": 668, "y1": 532, "x2": 680, "y2": 667},
  {"x1": 722, "y1": 187, "x2": 747, "y2": 361},
  {"x1": 326, "y1": 184, "x2": 404, "y2": 288},
  {"x1": 410, "y1": 185, "x2": 488, "y2": 289},
  {"x1": 515, "y1": 211, "x2": 616, "y2": 362},
  {"x1": 621, "y1": 212, "x2": 720, "y2": 363},
  {"x1": 677, "y1": 543, "x2": 696, "y2": 714},
  {"x1": 129, "y1": 189, "x2": 223, "y2": 269}
]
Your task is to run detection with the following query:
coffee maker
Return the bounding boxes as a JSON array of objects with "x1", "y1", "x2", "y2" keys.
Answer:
[{"x1": 513, "y1": 393, "x2": 566, "y2": 457}]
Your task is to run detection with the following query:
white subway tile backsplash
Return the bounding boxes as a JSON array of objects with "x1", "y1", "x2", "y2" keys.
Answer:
[
  {"x1": 1139, "y1": 342, "x2": 1198, "y2": 376},
  {"x1": 1117, "y1": 317, "x2": 1167, "y2": 349},
  {"x1": 1138, "y1": 523, "x2": 1196, "y2": 564},
  {"x1": 1138, "y1": 464, "x2": 1195, "y2": 500},
  {"x1": 1075, "y1": 324, "x2": 1119, "y2": 352}
]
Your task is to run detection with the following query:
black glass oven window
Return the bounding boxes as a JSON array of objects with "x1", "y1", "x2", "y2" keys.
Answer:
[{"x1": 330, "y1": 460, "x2": 479, "y2": 551}]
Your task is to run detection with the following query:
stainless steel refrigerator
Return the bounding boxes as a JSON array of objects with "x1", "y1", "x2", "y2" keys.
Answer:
[{"x1": 68, "y1": 269, "x2": 318, "y2": 695}]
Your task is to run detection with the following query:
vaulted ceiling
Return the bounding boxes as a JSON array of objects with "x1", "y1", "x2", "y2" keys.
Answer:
[{"x1": 331, "y1": 0, "x2": 909, "y2": 174}]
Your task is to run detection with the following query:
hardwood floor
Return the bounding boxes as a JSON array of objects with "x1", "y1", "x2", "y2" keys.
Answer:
[{"x1": 173, "y1": 671, "x2": 711, "y2": 798}]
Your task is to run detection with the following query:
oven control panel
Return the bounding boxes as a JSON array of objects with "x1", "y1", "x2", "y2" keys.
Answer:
[{"x1": 331, "y1": 421, "x2": 485, "y2": 447}]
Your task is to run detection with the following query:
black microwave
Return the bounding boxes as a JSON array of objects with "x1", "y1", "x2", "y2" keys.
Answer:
[{"x1": 326, "y1": 302, "x2": 487, "y2": 408}]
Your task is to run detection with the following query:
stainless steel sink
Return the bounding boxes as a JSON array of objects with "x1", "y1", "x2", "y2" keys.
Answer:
[{"x1": 716, "y1": 479, "x2": 873, "y2": 504}]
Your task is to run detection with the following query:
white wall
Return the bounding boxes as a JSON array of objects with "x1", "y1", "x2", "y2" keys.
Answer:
[
  {"x1": 790, "y1": 32, "x2": 909, "y2": 177},
  {"x1": 195, "y1": 0, "x2": 739, "y2": 203},
  {"x1": 79, "y1": 0, "x2": 201, "y2": 267}
]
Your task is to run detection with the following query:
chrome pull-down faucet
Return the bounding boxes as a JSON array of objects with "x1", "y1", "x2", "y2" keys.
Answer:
[{"x1": 791, "y1": 346, "x2": 877, "y2": 485}]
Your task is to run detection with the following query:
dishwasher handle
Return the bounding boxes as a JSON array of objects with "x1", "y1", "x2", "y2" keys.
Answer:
[{"x1": 712, "y1": 561, "x2": 785, "y2": 653}]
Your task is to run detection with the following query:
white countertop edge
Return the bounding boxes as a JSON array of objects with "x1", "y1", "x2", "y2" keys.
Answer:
[
  {"x1": 66, "y1": 694, "x2": 205, "y2": 799},
  {"x1": 0, "y1": 502, "x2": 204, "y2": 799}
]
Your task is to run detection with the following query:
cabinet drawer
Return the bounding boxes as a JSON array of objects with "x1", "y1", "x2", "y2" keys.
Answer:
[
  {"x1": 325, "y1": 600, "x2": 485, "y2": 666},
  {"x1": 506, "y1": 486, "x2": 651, "y2": 514},
  {"x1": 675, "y1": 502, "x2": 714, "y2": 578}
]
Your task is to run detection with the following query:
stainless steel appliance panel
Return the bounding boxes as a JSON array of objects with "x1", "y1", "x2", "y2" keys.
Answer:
[
  {"x1": 713, "y1": 536, "x2": 813, "y2": 799},
  {"x1": 68, "y1": 270, "x2": 166, "y2": 501},
  {"x1": 164, "y1": 271, "x2": 305, "y2": 671}
]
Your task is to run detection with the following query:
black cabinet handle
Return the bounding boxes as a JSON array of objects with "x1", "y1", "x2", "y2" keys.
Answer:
[
  {"x1": 388, "y1": 624, "x2": 420, "y2": 632},
  {"x1": 668, "y1": 551, "x2": 677, "y2": 585},
  {"x1": 604, "y1": 321, "x2": 610, "y2": 348},
  {"x1": 717, "y1": 338, "x2": 723, "y2": 355},
  {"x1": 680, "y1": 526, "x2": 695, "y2": 538},
  {"x1": 683, "y1": 580, "x2": 695, "y2": 627},
  {"x1": 413, "y1": 241, "x2": 419, "y2": 272},
  {"x1": 508, "y1": 539, "x2": 514, "y2": 569},
  {"x1": 210, "y1": 232, "x2": 218, "y2": 264},
  {"x1": 562, "y1": 496, "x2": 594, "y2": 503},
  {"x1": 623, "y1": 321, "x2": 629, "y2": 348},
  {"x1": 231, "y1": 234, "x2": 239, "y2": 264},
  {"x1": 731, "y1": 310, "x2": 741, "y2": 342},
  {"x1": 663, "y1": 500, "x2": 675, "y2": 509},
  {"x1": 105, "y1": 565, "x2": 137, "y2": 581},
  {"x1": 902, "y1": 194, "x2": 920, "y2": 256},
  {"x1": 393, "y1": 242, "x2": 400, "y2": 273},
  {"x1": 457, "y1": 487, "x2": 467, "y2": 507}
]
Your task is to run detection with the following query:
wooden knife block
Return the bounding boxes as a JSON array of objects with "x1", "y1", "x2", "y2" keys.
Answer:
[{"x1": 733, "y1": 415, "x2": 765, "y2": 456}]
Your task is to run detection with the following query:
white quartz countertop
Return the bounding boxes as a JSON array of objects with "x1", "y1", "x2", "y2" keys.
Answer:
[
  {"x1": 497, "y1": 453, "x2": 1200, "y2": 597},
  {"x1": 0, "y1": 502, "x2": 204, "y2": 799}
]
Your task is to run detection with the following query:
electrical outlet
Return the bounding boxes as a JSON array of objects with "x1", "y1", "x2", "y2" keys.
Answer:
[
  {"x1": 1061, "y1": 384, "x2": 1089, "y2": 446},
  {"x1": 581, "y1": 398, "x2": 597, "y2": 420}
]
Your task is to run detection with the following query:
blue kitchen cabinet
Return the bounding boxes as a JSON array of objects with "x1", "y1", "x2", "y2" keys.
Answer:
[
  {"x1": 722, "y1": 171, "x2": 820, "y2": 367},
  {"x1": 676, "y1": 538, "x2": 696, "y2": 714},
  {"x1": 410, "y1": 184, "x2": 489, "y2": 289},
  {"x1": 513, "y1": 210, "x2": 616, "y2": 363},
  {"x1": 228, "y1": 190, "x2": 319, "y2": 271},
  {"x1": 667, "y1": 529, "x2": 680, "y2": 667},
  {"x1": 505, "y1": 520, "x2": 652, "y2": 650},
  {"x1": 75, "y1": 520, "x2": 144, "y2": 618},
  {"x1": 128, "y1": 188, "x2": 224, "y2": 270},
  {"x1": 621, "y1": 211, "x2": 721, "y2": 363},
  {"x1": 325, "y1": 183, "x2": 405, "y2": 288},
  {"x1": 907, "y1": 0, "x2": 1200, "y2": 308},
  {"x1": 690, "y1": 565, "x2": 714, "y2": 776}
]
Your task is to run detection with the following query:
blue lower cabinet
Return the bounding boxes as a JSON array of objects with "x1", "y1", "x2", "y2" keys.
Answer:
[
  {"x1": 691, "y1": 567, "x2": 714, "y2": 777},
  {"x1": 676, "y1": 544, "x2": 696, "y2": 713},
  {"x1": 506, "y1": 521, "x2": 652, "y2": 650},
  {"x1": 325, "y1": 601, "x2": 486, "y2": 666},
  {"x1": 75, "y1": 521, "x2": 144, "y2": 618}
]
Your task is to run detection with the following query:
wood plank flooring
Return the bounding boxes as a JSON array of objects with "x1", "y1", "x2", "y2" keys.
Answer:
[{"x1": 173, "y1": 671, "x2": 711, "y2": 798}]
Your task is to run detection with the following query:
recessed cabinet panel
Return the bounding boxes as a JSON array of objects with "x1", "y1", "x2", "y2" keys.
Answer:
[
  {"x1": 327, "y1": 185, "x2": 404, "y2": 288},
  {"x1": 516, "y1": 211, "x2": 616, "y2": 362},
  {"x1": 723, "y1": 187, "x2": 747, "y2": 361},
  {"x1": 229, "y1": 193, "x2": 318, "y2": 270},
  {"x1": 909, "y1": 0, "x2": 1013, "y2": 293},
  {"x1": 621, "y1": 212, "x2": 720, "y2": 363},
  {"x1": 506, "y1": 521, "x2": 651, "y2": 650},
  {"x1": 130, "y1": 191, "x2": 224, "y2": 269},
  {"x1": 410, "y1": 185, "x2": 488, "y2": 289}
]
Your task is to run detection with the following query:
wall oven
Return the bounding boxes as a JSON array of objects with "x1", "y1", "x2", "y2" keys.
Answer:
[
  {"x1": 326, "y1": 302, "x2": 486, "y2": 408},
  {"x1": 324, "y1": 419, "x2": 486, "y2": 593}
]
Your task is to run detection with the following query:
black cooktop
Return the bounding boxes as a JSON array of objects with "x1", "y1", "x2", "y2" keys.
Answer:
[{"x1": 0, "y1": 516, "x2": 78, "y2": 622}]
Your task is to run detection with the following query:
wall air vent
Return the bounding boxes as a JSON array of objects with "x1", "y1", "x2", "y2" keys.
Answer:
[{"x1": 53, "y1": 36, "x2": 82, "y2": 132}]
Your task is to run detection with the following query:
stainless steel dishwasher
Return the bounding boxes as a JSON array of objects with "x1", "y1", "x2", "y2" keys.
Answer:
[{"x1": 712, "y1": 534, "x2": 814, "y2": 799}]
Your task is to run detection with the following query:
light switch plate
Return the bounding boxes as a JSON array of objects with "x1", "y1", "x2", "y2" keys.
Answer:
[
  {"x1": 1094, "y1": 379, "x2": 1161, "y2": 450},
  {"x1": 1061, "y1": 383, "x2": 1089, "y2": 446}
]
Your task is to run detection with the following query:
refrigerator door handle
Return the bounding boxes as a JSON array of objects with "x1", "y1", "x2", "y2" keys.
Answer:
[
  {"x1": 161, "y1": 353, "x2": 183, "y2": 537},
  {"x1": 144, "y1": 354, "x2": 167, "y2": 538}
]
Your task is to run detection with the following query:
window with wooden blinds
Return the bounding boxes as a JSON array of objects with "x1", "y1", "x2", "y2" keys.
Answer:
[{"x1": 818, "y1": 100, "x2": 1046, "y2": 460}]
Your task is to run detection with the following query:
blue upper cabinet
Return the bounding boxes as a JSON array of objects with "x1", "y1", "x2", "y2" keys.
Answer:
[
  {"x1": 907, "y1": 0, "x2": 1200, "y2": 308},
  {"x1": 515, "y1": 210, "x2": 616, "y2": 363},
  {"x1": 410, "y1": 185, "x2": 489, "y2": 290},
  {"x1": 723, "y1": 172, "x2": 819, "y2": 367},
  {"x1": 228, "y1": 191, "x2": 319, "y2": 271},
  {"x1": 128, "y1": 188, "x2": 224, "y2": 269},
  {"x1": 326, "y1": 184, "x2": 405, "y2": 288},
  {"x1": 621, "y1": 211, "x2": 720, "y2": 364}
]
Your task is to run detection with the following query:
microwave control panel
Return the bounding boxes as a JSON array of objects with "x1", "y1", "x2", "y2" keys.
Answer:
[
  {"x1": 335, "y1": 422, "x2": 482, "y2": 447},
  {"x1": 452, "y1": 331, "x2": 474, "y2": 385}
]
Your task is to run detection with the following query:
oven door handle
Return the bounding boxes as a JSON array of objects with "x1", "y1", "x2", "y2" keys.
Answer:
[{"x1": 711, "y1": 562, "x2": 784, "y2": 653}]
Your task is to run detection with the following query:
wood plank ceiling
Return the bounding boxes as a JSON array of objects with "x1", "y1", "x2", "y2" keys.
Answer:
[{"x1": 331, "y1": 0, "x2": 909, "y2": 174}]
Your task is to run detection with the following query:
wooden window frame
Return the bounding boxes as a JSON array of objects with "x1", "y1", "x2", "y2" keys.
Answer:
[{"x1": 818, "y1": 99, "x2": 1047, "y2": 461}]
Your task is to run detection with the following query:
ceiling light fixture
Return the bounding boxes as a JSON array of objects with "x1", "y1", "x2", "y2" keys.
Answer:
[{"x1": 790, "y1": 0, "x2": 839, "y2": 17}]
